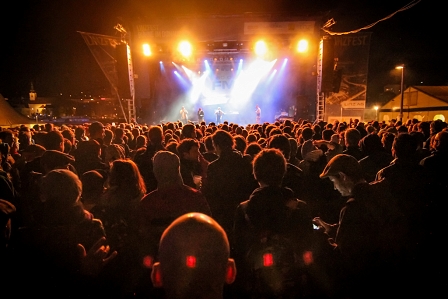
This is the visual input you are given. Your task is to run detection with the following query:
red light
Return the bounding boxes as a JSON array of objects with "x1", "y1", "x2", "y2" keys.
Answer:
[
  {"x1": 143, "y1": 255, "x2": 154, "y2": 268},
  {"x1": 186, "y1": 255, "x2": 196, "y2": 268},
  {"x1": 263, "y1": 253, "x2": 274, "y2": 267},
  {"x1": 303, "y1": 251, "x2": 314, "y2": 265}
]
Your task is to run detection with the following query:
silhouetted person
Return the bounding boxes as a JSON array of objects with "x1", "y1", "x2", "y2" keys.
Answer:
[
  {"x1": 202, "y1": 130, "x2": 257, "y2": 236},
  {"x1": 138, "y1": 151, "x2": 211, "y2": 263},
  {"x1": 134, "y1": 125, "x2": 166, "y2": 193},
  {"x1": 342, "y1": 128, "x2": 363, "y2": 160},
  {"x1": 358, "y1": 133, "x2": 393, "y2": 182},
  {"x1": 315, "y1": 154, "x2": 405, "y2": 298},
  {"x1": 233, "y1": 148, "x2": 314, "y2": 298}
]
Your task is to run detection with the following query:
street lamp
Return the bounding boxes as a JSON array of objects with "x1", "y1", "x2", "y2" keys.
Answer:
[
  {"x1": 374, "y1": 105, "x2": 379, "y2": 121},
  {"x1": 396, "y1": 65, "x2": 405, "y2": 122}
]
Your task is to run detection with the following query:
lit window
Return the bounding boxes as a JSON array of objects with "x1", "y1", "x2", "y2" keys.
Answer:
[{"x1": 434, "y1": 114, "x2": 445, "y2": 122}]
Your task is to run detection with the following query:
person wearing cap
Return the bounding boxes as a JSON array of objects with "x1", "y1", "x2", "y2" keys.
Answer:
[{"x1": 313, "y1": 154, "x2": 403, "y2": 298}]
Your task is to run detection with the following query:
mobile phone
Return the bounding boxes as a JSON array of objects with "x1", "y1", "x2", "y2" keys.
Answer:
[{"x1": 313, "y1": 224, "x2": 320, "y2": 230}]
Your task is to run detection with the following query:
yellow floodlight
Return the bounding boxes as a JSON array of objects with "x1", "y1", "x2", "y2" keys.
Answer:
[
  {"x1": 297, "y1": 39, "x2": 309, "y2": 53},
  {"x1": 178, "y1": 40, "x2": 193, "y2": 58},
  {"x1": 254, "y1": 40, "x2": 268, "y2": 57},
  {"x1": 142, "y1": 43, "x2": 152, "y2": 56}
]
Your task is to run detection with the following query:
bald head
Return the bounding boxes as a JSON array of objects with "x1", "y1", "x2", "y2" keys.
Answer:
[
  {"x1": 153, "y1": 213, "x2": 235, "y2": 299},
  {"x1": 152, "y1": 150, "x2": 183, "y2": 186}
]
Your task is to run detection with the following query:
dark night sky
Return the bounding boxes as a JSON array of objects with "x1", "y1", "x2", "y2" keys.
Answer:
[{"x1": 0, "y1": 0, "x2": 445, "y2": 104}]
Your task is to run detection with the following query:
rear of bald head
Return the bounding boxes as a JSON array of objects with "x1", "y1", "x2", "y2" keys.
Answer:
[{"x1": 155, "y1": 213, "x2": 233, "y2": 299}]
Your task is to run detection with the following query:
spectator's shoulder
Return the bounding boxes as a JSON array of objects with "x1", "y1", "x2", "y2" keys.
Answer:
[{"x1": 287, "y1": 162, "x2": 303, "y2": 174}]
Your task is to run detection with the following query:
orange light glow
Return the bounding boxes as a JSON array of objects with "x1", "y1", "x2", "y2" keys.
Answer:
[
  {"x1": 178, "y1": 41, "x2": 193, "y2": 58},
  {"x1": 254, "y1": 40, "x2": 268, "y2": 57},
  {"x1": 297, "y1": 39, "x2": 309, "y2": 53},
  {"x1": 142, "y1": 44, "x2": 152, "y2": 56}
]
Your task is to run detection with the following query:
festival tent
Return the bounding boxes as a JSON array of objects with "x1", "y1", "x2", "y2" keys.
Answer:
[
  {"x1": 0, "y1": 94, "x2": 36, "y2": 127},
  {"x1": 378, "y1": 86, "x2": 448, "y2": 123}
]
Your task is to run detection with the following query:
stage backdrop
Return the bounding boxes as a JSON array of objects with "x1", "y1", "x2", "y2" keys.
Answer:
[{"x1": 129, "y1": 14, "x2": 321, "y2": 123}]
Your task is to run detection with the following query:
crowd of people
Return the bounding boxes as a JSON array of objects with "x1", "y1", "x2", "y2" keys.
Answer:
[{"x1": 0, "y1": 116, "x2": 447, "y2": 298}]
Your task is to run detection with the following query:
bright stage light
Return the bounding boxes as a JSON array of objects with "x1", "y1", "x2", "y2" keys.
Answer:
[
  {"x1": 178, "y1": 41, "x2": 193, "y2": 58},
  {"x1": 230, "y1": 59, "x2": 276, "y2": 106},
  {"x1": 237, "y1": 59, "x2": 243, "y2": 74},
  {"x1": 297, "y1": 39, "x2": 309, "y2": 53},
  {"x1": 142, "y1": 43, "x2": 152, "y2": 56},
  {"x1": 189, "y1": 70, "x2": 208, "y2": 104},
  {"x1": 159, "y1": 61, "x2": 165, "y2": 74},
  {"x1": 254, "y1": 40, "x2": 268, "y2": 57}
]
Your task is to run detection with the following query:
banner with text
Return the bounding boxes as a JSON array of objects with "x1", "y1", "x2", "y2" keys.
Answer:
[
  {"x1": 78, "y1": 31, "x2": 121, "y2": 94},
  {"x1": 325, "y1": 32, "x2": 371, "y2": 122}
]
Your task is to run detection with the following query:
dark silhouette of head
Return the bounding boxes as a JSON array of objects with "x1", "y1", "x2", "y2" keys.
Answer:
[{"x1": 253, "y1": 148, "x2": 286, "y2": 187}]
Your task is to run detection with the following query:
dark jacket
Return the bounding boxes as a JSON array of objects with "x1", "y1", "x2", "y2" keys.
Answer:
[
  {"x1": 343, "y1": 145, "x2": 364, "y2": 160},
  {"x1": 11, "y1": 207, "x2": 106, "y2": 296},
  {"x1": 232, "y1": 186, "x2": 314, "y2": 297},
  {"x1": 358, "y1": 151, "x2": 394, "y2": 182},
  {"x1": 233, "y1": 186, "x2": 313, "y2": 258},
  {"x1": 179, "y1": 158, "x2": 202, "y2": 189},
  {"x1": 133, "y1": 143, "x2": 166, "y2": 193},
  {"x1": 202, "y1": 149, "x2": 257, "y2": 234},
  {"x1": 329, "y1": 181, "x2": 409, "y2": 297},
  {"x1": 73, "y1": 156, "x2": 109, "y2": 178}
]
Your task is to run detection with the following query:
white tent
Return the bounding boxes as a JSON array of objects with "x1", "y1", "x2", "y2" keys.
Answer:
[
  {"x1": 378, "y1": 86, "x2": 448, "y2": 123},
  {"x1": 0, "y1": 94, "x2": 36, "y2": 127}
]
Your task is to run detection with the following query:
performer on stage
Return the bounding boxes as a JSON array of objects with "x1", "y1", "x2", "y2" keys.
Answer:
[
  {"x1": 180, "y1": 106, "x2": 188, "y2": 124},
  {"x1": 215, "y1": 107, "x2": 225, "y2": 124},
  {"x1": 255, "y1": 105, "x2": 261, "y2": 124},
  {"x1": 197, "y1": 108, "x2": 205, "y2": 123}
]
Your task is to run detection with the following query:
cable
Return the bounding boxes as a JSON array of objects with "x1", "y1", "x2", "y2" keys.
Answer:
[{"x1": 322, "y1": 0, "x2": 421, "y2": 35}]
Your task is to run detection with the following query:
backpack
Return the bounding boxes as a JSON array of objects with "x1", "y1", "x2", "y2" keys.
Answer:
[{"x1": 240, "y1": 202, "x2": 304, "y2": 298}]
